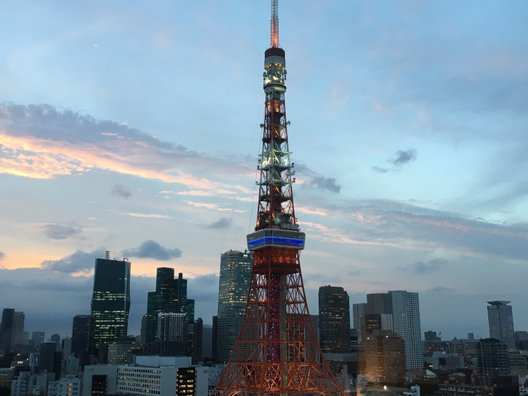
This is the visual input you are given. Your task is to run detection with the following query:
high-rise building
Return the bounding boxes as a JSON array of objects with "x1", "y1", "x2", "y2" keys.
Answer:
[
  {"x1": 12, "y1": 312, "x2": 25, "y2": 350},
  {"x1": 487, "y1": 301, "x2": 515, "y2": 349},
  {"x1": 215, "y1": 250, "x2": 252, "y2": 363},
  {"x1": 353, "y1": 303, "x2": 367, "y2": 342},
  {"x1": 319, "y1": 286, "x2": 351, "y2": 353},
  {"x1": 145, "y1": 268, "x2": 194, "y2": 344},
  {"x1": 212, "y1": 1, "x2": 344, "y2": 393},
  {"x1": 477, "y1": 338, "x2": 511, "y2": 386},
  {"x1": 39, "y1": 342, "x2": 61, "y2": 379},
  {"x1": 90, "y1": 254, "x2": 131, "y2": 352},
  {"x1": 31, "y1": 331, "x2": 45, "y2": 351},
  {"x1": 71, "y1": 315, "x2": 93, "y2": 355},
  {"x1": 363, "y1": 330, "x2": 406, "y2": 386},
  {"x1": 389, "y1": 290, "x2": 423, "y2": 370},
  {"x1": 367, "y1": 293, "x2": 392, "y2": 315},
  {"x1": 364, "y1": 291, "x2": 423, "y2": 370},
  {"x1": 0, "y1": 308, "x2": 15, "y2": 353}
]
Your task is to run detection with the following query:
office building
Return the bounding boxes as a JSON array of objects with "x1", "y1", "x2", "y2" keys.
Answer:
[
  {"x1": 477, "y1": 338, "x2": 511, "y2": 386},
  {"x1": 31, "y1": 331, "x2": 45, "y2": 351},
  {"x1": 0, "y1": 308, "x2": 15, "y2": 353},
  {"x1": 390, "y1": 290, "x2": 423, "y2": 370},
  {"x1": 216, "y1": 250, "x2": 252, "y2": 363},
  {"x1": 145, "y1": 268, "x2": 195, "y2": 344},
  {"x1": 363, "y1": 330, "x2": 406, "y2": 385},
  {"x1": 71, "y1": 315, "x2": 93, "y2": 355},
  {"x1": 318, "y1": 285, "x2": 351, "y2": 353},
  {"x1": 90, "y1": 253, "x2": 131, "y2": 352},
  {"x1": 82, "y1": 356, "x2": 208, "y2": 396},
  {"x1": 47, "y1": 377, "x2": 81, "y2": 396},
  {"x1": 487, "y1": 301, "x2": 515, "y2": 349},
  {"x1": 364, "y1": 290, "x2": 423, "y2": 370},
  {"x1": 353, "y1": 303, "x2": 366, "y2": 342}
]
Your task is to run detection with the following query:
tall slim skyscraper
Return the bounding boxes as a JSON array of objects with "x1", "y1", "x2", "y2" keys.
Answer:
[
  {"x1": 318, "y1": 286, "x2": 351, "y2": 353},
  {"x1": 0, "y1": 308, "x2": 15, "y2": 353},
  {"x1": 487, "y1": 301, "x2": 515, "y2": 350},
  {"x1": 90, "y1": 254, "x2": 131, "y2": 351},
  {"x1": 389, "y1": 290, "x2": 423, "y2": 370},
  {"x1": 216, "y1": 250, "x2": 252, "y2": 363},
  {"x1": 145, "y1": 268, "x2": 195, "y2": 344},
  {"x1": 353, "y1": 302, "x2": 367, "y2": 342},
  {"x1": 365, "y1": 290, "x2": 423, "y2": 370}
]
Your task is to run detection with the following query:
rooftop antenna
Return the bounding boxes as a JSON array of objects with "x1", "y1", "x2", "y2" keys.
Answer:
[{"x1": 271, "y1": 0, "x2": 279, "y2": 48}]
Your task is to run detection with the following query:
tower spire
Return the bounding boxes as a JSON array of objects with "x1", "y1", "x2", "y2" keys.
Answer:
[{"x1": 271, "y1": 0, "x2": 279, "y2": 48}]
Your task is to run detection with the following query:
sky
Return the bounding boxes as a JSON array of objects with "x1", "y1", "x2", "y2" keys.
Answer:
[{"x1": 1, "y1": 0, "x2": 527, "y2": 340}]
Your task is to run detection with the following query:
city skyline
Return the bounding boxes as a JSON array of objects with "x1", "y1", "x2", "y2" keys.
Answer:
[{"x1": 1, "y1": 0, "x2": 528, "y2": 339}]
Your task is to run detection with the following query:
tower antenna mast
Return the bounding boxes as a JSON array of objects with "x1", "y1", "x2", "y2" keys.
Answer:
[{"x1": 271, "y1": 0, "x2": 279, "y2": 48}]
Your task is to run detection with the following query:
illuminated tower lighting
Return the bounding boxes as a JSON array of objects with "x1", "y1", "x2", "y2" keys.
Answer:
[{"x1": 211, "y1": 1, "x2": 345, "y2": 394}]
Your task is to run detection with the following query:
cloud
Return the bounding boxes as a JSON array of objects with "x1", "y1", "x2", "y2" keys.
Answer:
[
  {"x1": 295, "y1": 164, "x2": 341, "y2": 193},
  {"x1": 0, "y1": 103, "x2": 249, "y2": 191},
  {"x1": 306, "y1": 176, "x2": 341, "y2": 193},
  {"x1": 43, "y1": 223, "x2": 82, "y2": 240},
  {"x1": 42, "y1": 248, "x2": 106, "y2": 273},
  {"x1": 207, "y1": 217, "x2": 232, "y2": 229},
  {"x1": 111, "y1": 184, "x2": 131, "y2": 199},
  {"x1": 391, "y1": 149, "x2": 417, "y2": 166},
  {"x1": 122, "y1": 240, "x2": 182, "y2": 261},
  {"x1": 122, "y1": 212, "x2": 172, "y2": 219},
  {"x1": 372, "y1": 149, "x2": 417, "y2": 173},
  {"x1": 411, "y1": 258, "x2": 447, "y2": 274},
  {"x1": 0, "y1": 251, "x2": 4, "y2": 260}
]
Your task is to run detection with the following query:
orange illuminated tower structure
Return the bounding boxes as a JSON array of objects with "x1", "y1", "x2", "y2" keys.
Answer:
[{"x1": 211, "y1": 1, "x2": 345, "y2": 395}]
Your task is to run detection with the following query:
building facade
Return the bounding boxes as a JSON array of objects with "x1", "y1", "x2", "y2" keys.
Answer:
[
  {"x1": 90, "y1": 255, "x2": 131, "y2": 352},
  {"x1": 215, "y1": 250, "x2": 252, "y2": 363},
  {"x1": 389, "y1": 290, "x2": 423, "y2": 370},
  {"x1": 363, "y1": 330, "x2": 406, "y2": 385},
  {"x1": 145, "y1": 268, "x2": 195, "y2": 344},
  {"x1": 318, "y1": 285, "x2": 351, "y2": 353},
  {"x1": 487, "y1": 301, "x2": 515, "y2": 350}
]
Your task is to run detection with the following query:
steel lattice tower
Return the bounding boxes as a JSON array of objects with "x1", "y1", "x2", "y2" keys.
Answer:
[{"x1": 211, "y1": 2, "x2": 345, "y2": 395}]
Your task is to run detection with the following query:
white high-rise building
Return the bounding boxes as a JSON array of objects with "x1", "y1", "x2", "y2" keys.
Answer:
[{"x1": 389, "y1": 290, "x2": 423, "y2": 370}]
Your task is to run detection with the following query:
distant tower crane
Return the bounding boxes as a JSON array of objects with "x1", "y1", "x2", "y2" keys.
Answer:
[{"x1": 211, "y1": 1, "x2": 345, "y2": 395}]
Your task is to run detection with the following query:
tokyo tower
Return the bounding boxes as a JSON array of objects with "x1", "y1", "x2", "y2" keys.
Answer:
[{"x1": 211, "y1": 1, "x2": 345, "y2": 395}]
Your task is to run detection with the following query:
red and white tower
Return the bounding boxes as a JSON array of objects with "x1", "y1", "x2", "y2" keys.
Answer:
[{"x1": 211, "y1": 1, "x2": 345, "y2": 395}]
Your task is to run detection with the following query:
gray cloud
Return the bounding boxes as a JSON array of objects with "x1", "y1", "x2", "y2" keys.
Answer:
[
  {"x1": 43, "y1": 223, "x2": 82, "y2": 240},
  {"x1": 372, "y1": 149, "x2": 417, "y2": 173},
  {"x1": 208, "y1": 217, "x2": 232, "y2": 229},
  {"x1": 41, "y1": 249, "x2": 107, "y2": 273},
  {"x1": 334, "y1": 199, "x2": 528, "y2": 262},
  {"x1": 293, "y1": 164, "x2": 341, "y2": 193},
  {"x1": 122, "y1": 240, "x2": 182, "y2": 261},
  {"x1": 391, "y1": 149, "x2": 417, "y2": 166},
  {"x1": 307, "y1": 176, "x2": 341, "y2": 193},
  {"x1": 412, "y1": 258, "x2": 447, "y2": 274},
  {"x1": 111, "y1": 184, "x2": 131, "y2": 199},
  {"x1": 0, "y1": 251, "x2": 4, "y2": 260}
]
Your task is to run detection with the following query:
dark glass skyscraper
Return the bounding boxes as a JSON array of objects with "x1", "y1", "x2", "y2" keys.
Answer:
[
  {"x1": 71, "y1": 315, "x2": 93, "y2": 354},
  {"x1": 216, "y1": 250, "x2": 252, "y2": 363},
  {"x1": 0, "y1": 308, "x2": 15, "y2": 354},
  {"x1": 90, "y1": 256, "x2": 131, "y2": 351},
  {"x1": 318, "y1": 286, "x2": 351, "y2": 353},
  {"x1": 145, "y1": 268, "x2": 194, "y2": 344}
]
